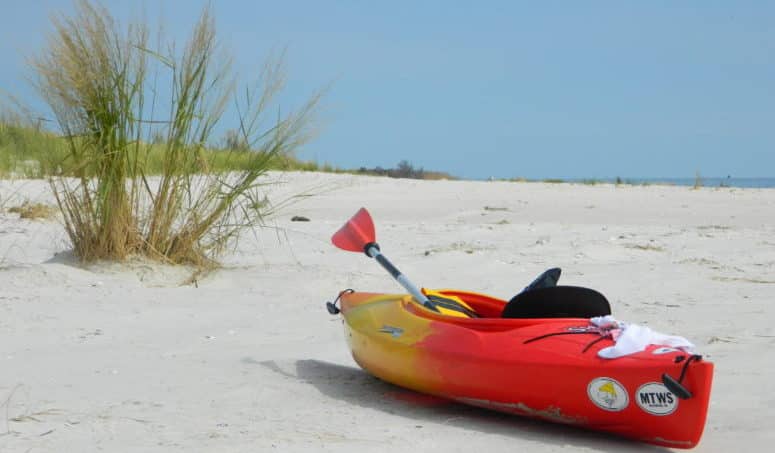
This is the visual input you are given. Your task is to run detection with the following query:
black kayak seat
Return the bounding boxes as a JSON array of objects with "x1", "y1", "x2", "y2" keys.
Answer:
[
  {"x1": 501, "y1": 285, "x2": 611, "y2": 319},
  {"x1": 523, "y1": 267, "x2": 562, "y2": 293}
]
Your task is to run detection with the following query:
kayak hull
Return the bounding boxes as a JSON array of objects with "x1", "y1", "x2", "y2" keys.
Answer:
[{"x1": 338, "y1": 290, "x2": 713, "y2": 449}]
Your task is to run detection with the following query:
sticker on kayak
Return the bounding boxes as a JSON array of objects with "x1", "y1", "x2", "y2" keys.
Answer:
[
  {"x1": 587, "y1": 377, "x2": 628, "y2": 412},
  {"x1": 636, "y1": 382, "x2": 678, "y2": 415},
  {"x1": 378, "y1": 325, "x2": 404, "y2": 338},
  {"x1": 652, "y1": 347, "x2": 681, "y2": 355}
]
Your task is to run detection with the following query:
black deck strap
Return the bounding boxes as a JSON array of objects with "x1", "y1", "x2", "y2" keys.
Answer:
[
  {"x1": 502, "y1": 286, "x2": 612, "y2": 319},
  {"x1": 582, "y1": 335, "x2": 608, "y2": 353},
  {"x1": 523, "y1": 330, "x2": 599, "y2": 344}
]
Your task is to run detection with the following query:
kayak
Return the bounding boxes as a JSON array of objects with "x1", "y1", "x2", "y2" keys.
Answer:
[
  {"x1": 332, "y1": 288, "x2": 713, "y2": 449},
  {"x1": 328, "y1": 208, "x2": 713, "y2": 448}
]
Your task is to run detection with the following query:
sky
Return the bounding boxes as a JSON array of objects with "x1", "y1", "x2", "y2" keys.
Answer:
[{"x1": 1, "y1": 0, "x2": 774, "y2": 179}]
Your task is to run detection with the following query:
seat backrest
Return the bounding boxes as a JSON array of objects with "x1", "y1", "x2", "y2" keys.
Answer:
[{"x1": 501, "y1": 285, "x2": 611, "y2": 319}]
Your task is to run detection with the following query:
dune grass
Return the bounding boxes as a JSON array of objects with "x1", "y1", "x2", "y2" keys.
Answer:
[
  {"x1": 0, "y1": 119, "x2": 328, "y2": 177},
  {"x1": 0, "y1": 115, "x2": 67, "y2": 178},
  {"x1": 27, "y1": 0, "x2": 322, "y2": 267}
]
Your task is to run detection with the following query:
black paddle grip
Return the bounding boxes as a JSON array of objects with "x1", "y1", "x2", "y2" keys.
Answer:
[{"x1": 374, "y1": 253, "x2": 401, "y2": 279}]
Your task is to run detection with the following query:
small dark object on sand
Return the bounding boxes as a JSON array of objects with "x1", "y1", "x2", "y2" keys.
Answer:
[{"x1": 291, "y1": 216, "x2": 310, "y2": 222}]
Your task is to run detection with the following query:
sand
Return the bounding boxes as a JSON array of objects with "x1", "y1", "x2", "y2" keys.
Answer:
[{"x1": 1, "y1": 172, "x2": 773, "y2": 452}]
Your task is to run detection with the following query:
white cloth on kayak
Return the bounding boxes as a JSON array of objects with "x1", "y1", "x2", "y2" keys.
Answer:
[{"x1": 590, "y1": 315, "x2": 696, "y2": 359}]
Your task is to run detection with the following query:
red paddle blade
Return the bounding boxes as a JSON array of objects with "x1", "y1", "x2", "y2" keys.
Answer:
[{"x1": 332, "y1": 207, "x2": 376, "y2": 253}]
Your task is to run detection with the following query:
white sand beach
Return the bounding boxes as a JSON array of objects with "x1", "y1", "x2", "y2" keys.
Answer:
[{"x1": 1, "y1": 171, "x2": 774, "y2": 452}]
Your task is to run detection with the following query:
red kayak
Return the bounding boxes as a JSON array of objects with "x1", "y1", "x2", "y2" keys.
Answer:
[
  {"x1": 333, "y1": 288, "x2": 713, "y2": 448},
  {"x1": 328, "y1": 208, "x2": 714, "y2": 448}
]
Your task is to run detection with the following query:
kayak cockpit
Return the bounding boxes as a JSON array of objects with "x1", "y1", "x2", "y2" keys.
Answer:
[
  {"x1": 414, "y1": 286, "x2": 610, "y2": 319},
  {"x1": 337, "y1": 287, "x2": 611, "y2": 330}
]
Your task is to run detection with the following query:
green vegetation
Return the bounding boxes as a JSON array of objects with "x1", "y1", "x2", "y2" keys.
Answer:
[
  {"x1": 0, "y1": 122, "x2": 451, "y2": 180},
  {"x1": 24, "y1": 0, "x2": 321, "y2": 267},
  {"x1": 0, "y1": 114, "x2": 66, "y2": 178},
  {"x1": 356, "y1": 160, "x2": 454, "y2": 180},
  {"x1": 0, "y1": 112, "x2": 326, "y2": 178}
]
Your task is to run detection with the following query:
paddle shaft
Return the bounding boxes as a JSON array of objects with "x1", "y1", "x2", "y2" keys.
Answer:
[{"x1": 365, "y1": 244, "x2": 432, "y2": 308}]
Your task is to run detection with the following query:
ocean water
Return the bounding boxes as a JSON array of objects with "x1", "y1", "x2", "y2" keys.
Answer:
[{"x1": 569, "y1": 177, "x2": 775, "y2": 189}]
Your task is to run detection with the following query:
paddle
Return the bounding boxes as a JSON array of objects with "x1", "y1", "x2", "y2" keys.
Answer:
[{"x1": 332, "y1": 208, "x2": 436, "y2": 311}]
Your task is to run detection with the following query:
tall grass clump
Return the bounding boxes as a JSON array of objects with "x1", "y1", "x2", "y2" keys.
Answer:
[{"x1": 31, "y1": 1, "x2": 320, "y2": 266}]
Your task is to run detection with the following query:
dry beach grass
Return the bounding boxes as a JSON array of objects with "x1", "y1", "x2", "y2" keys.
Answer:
[
  {"x1": 25, "y1": 0, "x2": 321, "y2": 268},
  {"x1": 1, "y1": 172, "x2": 774, "y2": 452}
]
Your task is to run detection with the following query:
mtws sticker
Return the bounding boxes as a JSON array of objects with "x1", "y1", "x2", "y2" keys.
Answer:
[{"x1": 636, "y1": 382, "x2": 678, "y2": 415}]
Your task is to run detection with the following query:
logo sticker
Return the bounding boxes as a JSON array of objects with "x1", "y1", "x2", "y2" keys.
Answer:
[
  {"x1": 378, "y1": 325, "x2": 404, "y2": 338},
  {"x1": 587, "y1": 378, "x2": 628, "y2": 411},
  {"x1": 652, "y1": 347, "x2": 680, "y2": 355},
  {"x1": 636, "y1": 382, "x2": 678, "y2": 415}
]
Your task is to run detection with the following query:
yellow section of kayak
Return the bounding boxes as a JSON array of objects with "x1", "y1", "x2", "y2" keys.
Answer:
[{"x1": 341, "y1": 293, "x2": 436, "y2": 392}]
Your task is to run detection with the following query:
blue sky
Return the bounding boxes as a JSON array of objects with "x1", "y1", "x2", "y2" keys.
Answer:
[{"x1": 1, "y1": 1, "x2": 773, "y2": 179}]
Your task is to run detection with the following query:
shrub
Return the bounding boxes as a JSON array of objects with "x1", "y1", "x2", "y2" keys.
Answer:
[
  {"x1": 31, "y1": 0, "x2": 320, "y2": 266},
  {"x1": 356, "y1": 160, "x2": 435, "y2": 179},
  {"x1": 222, "y1": 129, "x2": 249, "y2": 151}
]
